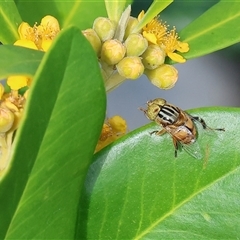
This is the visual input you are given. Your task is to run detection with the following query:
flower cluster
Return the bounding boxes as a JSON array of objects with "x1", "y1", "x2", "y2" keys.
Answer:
[
  {"x1": 82, "y1": 6, "x2": 189, "y2": 92},
  {"x1": 0, "y1": 84, "x2": 26, "y2": 172},
  {"x1": 0, "y1": 16, "x2": 60, "y2": 173}
]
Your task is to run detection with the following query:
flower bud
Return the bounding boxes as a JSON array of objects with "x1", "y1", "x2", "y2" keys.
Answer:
[
  {"x1": 124, "y1": 16, "x2": 139, "y2": 40},
  {"x1": 124, "y1": 33, "x2": 148, "y2": 56},
  {"x1": 145, "y1": 64, "x2": 178, "y2": 89},
  {"x1": 0, "y1": 107, "x2": 14, "y2": 133},
  {"x1": 82, "y1": 28, "x2": 102, "y2": 56},
  {"x1": 116, "y1": 56, "x2": 144, "y2": 79},
  {"x1": 93, "y1": 17, "x2": 116, "y2": 41},
  {"x1": 101, "y1": 39, "x2": 126, "y2": 65},
  {"x1": 141, "y1": 45, "x2": 165, "y2": 70},
  {"x1": 108, "y1": 115, "x2": 127, "y2": 134}
]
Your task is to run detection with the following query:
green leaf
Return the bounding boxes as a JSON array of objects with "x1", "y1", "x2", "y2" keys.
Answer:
[
  {"x1": 15, "y1": 0, "x2": 107, "y2": 30},
  {"x1": 0, "y1": 46, "x2": 44, "y2": 79},
  {"x1": 79, "y1": 107, "x2": 240, "y2": 239},
  {"x1": 133, "y1": 0, "x2": 173, "y2": 33},
  {"x1": 0, "y1": 0, "x2": 22, "y2": 44},
  {"x1": 0, "y1": 26, "x2": 106, "y2": 239},
  {"x1": 105, "y1": 0, "x2": 132, "y2": 23},
  {"x1": 180, "y1": 1, "x2": 240, "y2": 59}
]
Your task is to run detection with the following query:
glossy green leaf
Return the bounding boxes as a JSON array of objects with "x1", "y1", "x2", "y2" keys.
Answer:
[
  {"x1": 105, "y1": 0, "x2": 132, "y2": 23},
  {"x1": 79, "y1": 107, "x2": 240, "y2": 239},
  {"x1": 15, "y1": 0, "x2": 107, "y2": 30},
  {"x1": 0, "y1": 0, "x2": 22, "y2": 44},
  {"x1": 0, "y1": 46, "x2": 43, "y2": 79},
  {"x1": 133, "y1": 0, "x2": 173, "y2": 33},
  {"x1": 0, "y1": 26, "x2": 106, "y2": 239},
  {"x1": 180, "y1": 1, "x2": 240, "y2": 59}
]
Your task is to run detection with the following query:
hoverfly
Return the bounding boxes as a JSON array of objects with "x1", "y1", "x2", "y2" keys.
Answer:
[{"x1": 140, "y1": 98, "x2": 224, "y2": 159}]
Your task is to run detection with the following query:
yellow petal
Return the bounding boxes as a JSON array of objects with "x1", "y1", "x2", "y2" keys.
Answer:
[
  {"x1": 143, "y1": 31, "x2": 157, "y2": 45},
  {"x1": 40, "y1": 15, "x2": 60, "y2": 32},
  {"x1": 138, "y1": 10, "x2": 145, "y2": 21},
  {"x1": 14, "y1": 39, "x2": 38, "y2": 50},
  {"x1": 176, "y1": 41, "x2": 189, "y2": 53},
  {"x1": 167, "y1": 52, "x2": 186, "y2": 63},
  {"x1": 7, "y1": 76, "x2": 29, "y2": 90},
  {"x1": 41, "y1": 39, "x2": 53, "y2": 51},
  {"x1": 18, "y1": 22, "x2": 32, "y2": 39}
]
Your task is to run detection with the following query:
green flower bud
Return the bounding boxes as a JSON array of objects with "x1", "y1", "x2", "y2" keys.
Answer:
[
  {"x1": 93, "y1": 17, "x2": 116, "y2": 41},
  {"x1": 141, "y1": 45, "x2": 165, "y2": 70},
  {"x1": 101, "y1": 39, "x2": 126, "y2": 65},
  {"x1": 124, "y1": 33, "x2": 148, "y2": 56},
  {"x1": 0, "y1": 108, "x2": 14, "y2": 133},
  {"x1": 145, "y1": 64, "x2": 178, "y2": 89},
  {"x1": 116, "y1": 56, "x2": 144, "y2": 79},
  {"x1": 82, "y1": 28, "x2": 102, "y2": 56},
  {"x1": 124, "y1": 16, "x2": 139, "y2": 40}
]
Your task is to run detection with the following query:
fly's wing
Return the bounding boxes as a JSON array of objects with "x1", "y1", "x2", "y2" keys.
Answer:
[
  {"x1": 181, "y1": 141, "x2": 203, "y2": 160},
  {"x1": 186, "y1": 112, "x2": 224, "y2": 137},
  {"x1": 167, "y1": 124, "x2": 203, "y2": 160}
]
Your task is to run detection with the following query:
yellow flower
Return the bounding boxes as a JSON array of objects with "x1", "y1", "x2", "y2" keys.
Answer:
[
  {"x1": 141, "y1": 13, "x2": 189, "y2": 63},
  {"x1": 17, "y1": 15, "x2": 60, "y2": 51},
  {"x1": 95, "y1": 115, "x2": 128, "y2": 152}
]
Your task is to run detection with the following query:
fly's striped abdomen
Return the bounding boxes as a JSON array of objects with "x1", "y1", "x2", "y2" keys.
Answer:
[{"x1": 158, "y1": 104, "x2": 179, "y2": 124}]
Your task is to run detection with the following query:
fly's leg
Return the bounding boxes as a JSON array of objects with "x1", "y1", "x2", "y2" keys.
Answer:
[
  {"x1": 190, "y1": 116, "x2": 225, "y2": 131},
  {"x1": 151, "y1": 128, "x2": 179, "y2": 157},
  {"x1": 150, "y1": 129, "x2": 167, "y2": 135},
  {"x1": 172, "y1": 137, "x2": 179, "y2": 157}
]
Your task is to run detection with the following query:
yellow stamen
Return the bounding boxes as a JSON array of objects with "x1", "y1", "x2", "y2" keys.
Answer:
[
  {"x1": 142, "y1": 17, "x2": 168, "y2": 45},
  {"x1": 163, "y1": 27, "x2": 189, "y2": 63}
]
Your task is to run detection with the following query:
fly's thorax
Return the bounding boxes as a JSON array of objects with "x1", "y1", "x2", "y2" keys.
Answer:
[{"x1": 157, "y1": 103, "x2": 180, "y2": 125}]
